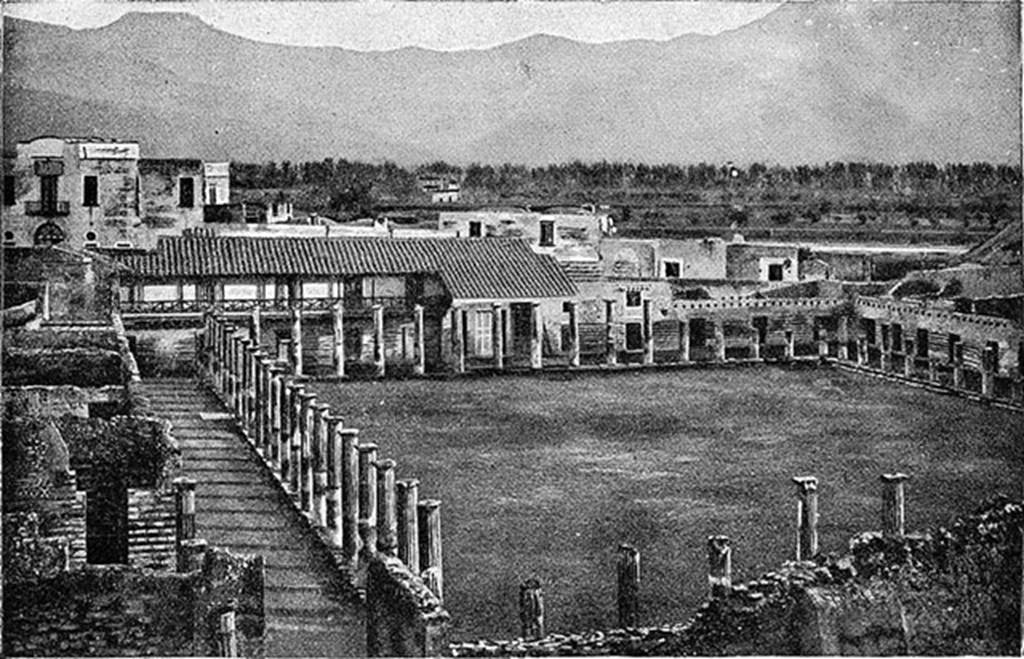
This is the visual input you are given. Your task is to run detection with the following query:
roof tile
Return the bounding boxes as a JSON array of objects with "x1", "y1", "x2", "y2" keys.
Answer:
[{"x1": 119, "y1": 236, "x2": 577, "y2": 300}]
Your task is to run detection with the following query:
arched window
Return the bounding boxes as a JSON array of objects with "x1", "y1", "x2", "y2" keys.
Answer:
[{"x1": 34, "y1": 222, "x2": 65, "y2": 246}]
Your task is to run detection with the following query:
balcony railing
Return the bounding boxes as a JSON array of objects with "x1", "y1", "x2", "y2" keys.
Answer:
[
  {"x1": 121, "y1": 295, "x2": 416, "y2": 315},
  {"x1": 25, "y1": 200, "x2": 71, "y2": 216}
]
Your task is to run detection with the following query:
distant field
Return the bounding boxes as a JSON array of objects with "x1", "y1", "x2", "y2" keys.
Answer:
[{"x1": 311, "y1": 366, "x2": 1022, "y2": 641}]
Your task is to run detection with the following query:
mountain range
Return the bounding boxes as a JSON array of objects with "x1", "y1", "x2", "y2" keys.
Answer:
[{"x1": 3, "y1": 3, "x2": 1020, "y2": 166}]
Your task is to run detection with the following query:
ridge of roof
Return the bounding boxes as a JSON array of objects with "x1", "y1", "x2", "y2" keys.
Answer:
[{"x1": 119, "y1": 235, "x2": 577, "y2": 300}]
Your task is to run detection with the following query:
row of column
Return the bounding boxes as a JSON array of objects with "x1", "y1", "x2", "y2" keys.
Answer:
[
  {"x1": 854, "y1": 322, "x2": 1014, "y2": 401},
  {"x1": 200, "y1": 312, "x2": 444, "y2": 600},
  {"x1": 449, "y1": 300, "x2": 645, "y2": 373},
  {"x1": 210, "y1": 302, "x2": 429, "y2": 379}
]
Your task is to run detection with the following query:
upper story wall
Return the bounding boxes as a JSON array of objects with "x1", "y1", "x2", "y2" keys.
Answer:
[
  {"x1": 203, "y1": 162, "x2": 230, "y2": 205},
  {"x1": 726, "y1": 242, "x2": 801, "y2": 282},
  {"x1": 438, "y1": 210, "x2": 611, "y2": 258},
  {"x1": 3, "y1": 138, "x2": 145, "y2": 249},
  {"x1": 139, "y1": 159, "x2": 205, "y2": 236},
  {"x1": 3, "y1": 137, "x2": 226, "y2": 251}
]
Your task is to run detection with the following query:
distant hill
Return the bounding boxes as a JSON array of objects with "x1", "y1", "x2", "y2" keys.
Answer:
[{"x1": 4, "y1": 3, "x2": 1019, "y2": 166}]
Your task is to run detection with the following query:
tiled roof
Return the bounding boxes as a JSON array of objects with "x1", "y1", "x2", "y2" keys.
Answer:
[{"x1": 118, "y1": 236, "x2": 577, "y2": 300}]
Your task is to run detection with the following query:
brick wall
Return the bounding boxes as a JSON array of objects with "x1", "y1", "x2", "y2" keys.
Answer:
[{"x1": 128, "y1": 487, "x2": 176, "y2": 570}]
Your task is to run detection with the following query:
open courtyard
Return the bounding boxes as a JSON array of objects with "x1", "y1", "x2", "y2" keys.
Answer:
[{"x1": 313, "y1": 365, "x2": 1021, "y2": 641}]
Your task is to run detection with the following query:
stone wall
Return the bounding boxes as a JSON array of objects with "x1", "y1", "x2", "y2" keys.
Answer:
[
  {"x1": 3, "y1": 546, "x2": 266, "y2": 658},
  {"x1": 449, "y1": 497, "x2": 1022, "y2": 657},
  {"x1": 367, "y1": 554, "x2": 450, "y2": 657},
  {"x1": 856, "y1": 296, "x2": 1022, "y2": 373}
]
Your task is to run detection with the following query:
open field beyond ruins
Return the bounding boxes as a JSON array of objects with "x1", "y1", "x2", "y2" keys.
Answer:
[{"x1": 312, "y1": 366, "x2": 1022, "y2": 641}]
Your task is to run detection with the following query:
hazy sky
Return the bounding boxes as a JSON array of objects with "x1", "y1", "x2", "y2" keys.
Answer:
[{"x1": 4, "y1": 1, "x2": 781, "y2": 51}]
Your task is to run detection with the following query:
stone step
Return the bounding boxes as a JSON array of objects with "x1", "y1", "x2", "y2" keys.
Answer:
[
  {"x1": 197, "y1": 510, "x2": 291, "y2": 529},
  {"x1": 199, "y1": 527, "x2": 306, "y2": 547},
  {"x1": 265, "y1": 624, "x2": 365, "y2": 658},
  {"x1": 139, "y1": 379, "x2": 366, "y2": 657},
  {"x1": 193, "y1": 483, "x2": 283, "y2": 500},
  {"x1": 264, "y1": 589, "x2": 344, "y2": 613},
  {"x1": 179, "y1": 448, "x2": 248, "y2": 461}
]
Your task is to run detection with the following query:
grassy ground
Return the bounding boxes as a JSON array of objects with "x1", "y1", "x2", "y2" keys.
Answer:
[{"x1": 310, "y1": 366, "x2": 1022, "y2": 641}]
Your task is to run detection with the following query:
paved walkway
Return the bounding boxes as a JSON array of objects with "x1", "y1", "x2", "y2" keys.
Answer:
[{"x1": 140, "y1": 379, "x2": 365, "y2": 658}]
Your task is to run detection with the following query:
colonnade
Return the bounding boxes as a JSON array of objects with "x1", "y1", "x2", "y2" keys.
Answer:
[{"x1": 200, "y1": 311, "x2": 445, "y2": 602}]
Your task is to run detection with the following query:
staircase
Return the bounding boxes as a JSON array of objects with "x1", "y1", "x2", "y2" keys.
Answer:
[{"x1": 139, "y1": 379, "x2": 366, "y2": 657}]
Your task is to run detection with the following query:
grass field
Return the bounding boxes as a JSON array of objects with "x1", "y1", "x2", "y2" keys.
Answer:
[{"x1": 310, "y1": 366, "x2": 1022, "y2": 641}]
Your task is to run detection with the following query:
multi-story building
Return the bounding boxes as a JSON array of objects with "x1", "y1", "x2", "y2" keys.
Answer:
[{"x1": 2, "y1": 136, "x2": 214, "y2": 250}]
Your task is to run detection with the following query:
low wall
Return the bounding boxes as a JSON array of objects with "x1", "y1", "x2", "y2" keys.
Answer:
[
  {"x1": 449, "y1": 497, "x2": 1022, "y2": 657},
  {"x1": 3, "y1": 545, "x2": 266, "y2": 657},
  {"x1": 367, "y1": 554, "x2": 450, "y2": 657}
]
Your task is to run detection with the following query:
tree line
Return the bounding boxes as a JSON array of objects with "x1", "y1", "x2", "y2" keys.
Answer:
[{"x1": 230, "y1": 158, "x2": 1021, "y2": 216}]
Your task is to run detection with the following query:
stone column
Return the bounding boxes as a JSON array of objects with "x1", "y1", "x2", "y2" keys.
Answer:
[
  {"x1": 604, "y1": 299, "x2": 617, "y2": 366},
  {"x1": 981, "y1": 345, "x2": 996, "y2": 398},
  {"x1": 211, "y1": 316, "x2": 222, "y2": 391},
  {"x1": 358, "y1": 443, "x2": 380, "y2": 556},
  {"x1": 397, "y1": 479, "x2": 420, "y2": 574},
  {"x1": 413, "y1": 304, "x2": 426, "y2": 376},
  {"x1": 784, "y1": 330, "x2": 795, "y2": 361},
  {"x1": 373, "y1": 304, "x2": 386, "y2": 378},
  {"x1": 531, "y1": 302, "x2": 544, "y2": 370},
  {"x1": 217, "y1": 610, "x2": 238, "y2": 658},
  {"x1": 233, "y1": 335, "x2": 246, "y2": 417},
  {"x1": 880, "y1": 473, "x2": 909, "y2": 536},
  {"x1": 230, "y1": 329, "x2": 241, "y2": 406},
  {"x1": 879, "y1": 324, "x2": 891, "y2": 371},
  {"x1": 313, "y1": 404, "x2": 330, "y2": 527},
  {"x1": 375, "y1": 459, "x2": 398, "y2": 557},
  {"x1": 277, "y1": 337, "x2": 292, "y2": 372},
  {"x1": 325, "y1": 414, "x2": 345, "y2": 546},
  {"x1": 252, "y1": 354, "x2": 266, "y2": 453},
  {"x1": 250, "y1": 305, "x2": 262, "y2": 348},
  {"x1": 268, "y1": 369, "x2": 285, "y2": 476},
  {"x1": 749, "y1": 323, "x2": 760, "y2": 361},
  {"x1": 680, "y1": 319, "x2": 691, "y2": 363},
  {"x1": 817, "y1": 325, "x2": 829, "y2": 359},
  {"x1": 245, "y1": 344, "x2": 259, "y2": 435},
  {"x1": 903, "y1": 339, "x2": 915, "y2": 378},
  {"x1": 237, "y1": 338, "x2": 251, "y2": 425},
  {"x1": 707, "y1": 535, "x2": 732, "y2": 598},
  {"x1": 519, "y1": 579, "x2": 545, "y2": 640},
  {"x1": 451, "y1": 307, "x2": 466, "y2": 374},
  {"x1": 222, "y1": 328, "x2": 235, "y2": 405},
  {"x1": 857, "y1": 337, "x2": 868, "y2": 366},
  {"x1": 340, "y1": 428, "x2": 361, "y2": 565},
  {"x1": 333, "y1": 301, "x2": 346, "y2": 378},
  {"x1": 418, "y1": 499, "x2": 444, "y2": 603},
  {"x1": 642, "y1": 299, "x2": 654, "y2": 365},
  {"x1": 567, "y1": 301, "x2": 581, "y2": 367},
  {"x1": 260, "y1": 357, "x2": 276, "y2": 458},
  {"x1": 792, "y1": 476, "x2": 819, "y2": 561},
  {"x1": 286, "y1": 383, "x2": 303, "y2": 493},
  {"x1": 714, "y1": 319, "x2": 726, "y2": 362},
  {"x1": 290, "y1": 306, "x2": 303, "y2": 376},
  {"x1": 617, "y1": 544, "x2": 640, "y2": 628},
  {"x1": 492, "y1": 303, "x2": 504, "y2": 370},
  {"x1": 837, "y1": 316, "x2": 850, "y2": 361},
  {"x1": 299, "y1": 392, "x2": 317, "y2": 514},
  {"x1": 952, "y1": 342, "x2": 964, "y2": 389},
  {"x1": 174, "y1": 477, "x2": 197, "y2": 573}
]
